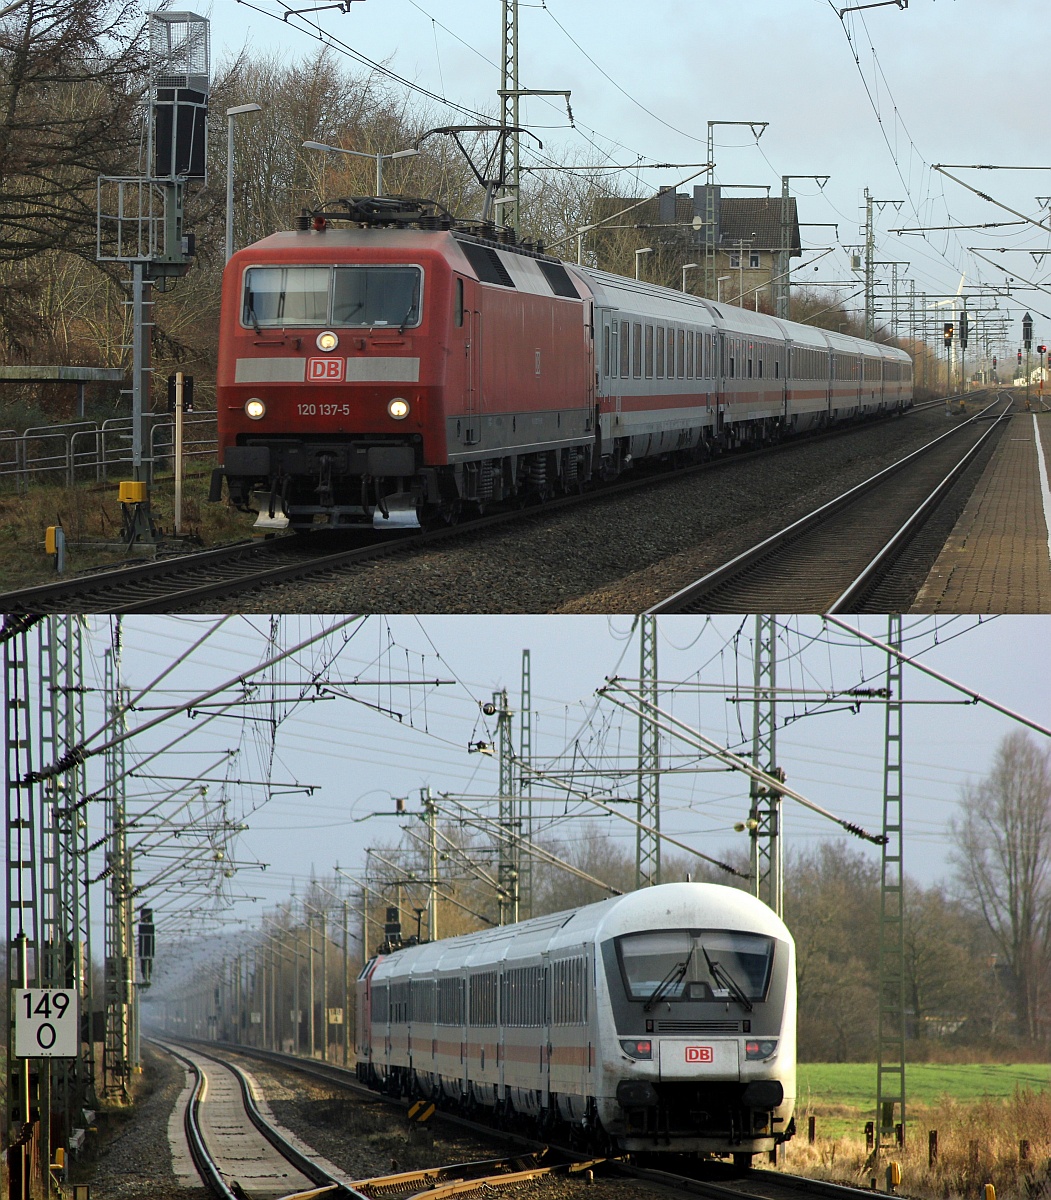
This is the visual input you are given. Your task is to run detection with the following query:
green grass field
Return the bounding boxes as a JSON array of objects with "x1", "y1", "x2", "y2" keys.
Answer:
[{"x1": 792, "y1": 1063, "x2": 1051, "y2": 1144}]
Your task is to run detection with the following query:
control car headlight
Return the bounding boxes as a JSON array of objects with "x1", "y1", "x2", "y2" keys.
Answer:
[
  {"x1": 245, "y1": 398, "x2": 266, "y2": 420},
  {"x1": 316, "y1": 330, "x2": 339, "y2": 352},
  {"x1": 388, "y1": 397, "x2": 410, "y2": 420}
]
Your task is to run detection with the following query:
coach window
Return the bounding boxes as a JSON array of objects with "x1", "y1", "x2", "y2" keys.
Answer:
[
  {"x1": 656, "y1": 327, "x2": 665, "y2": 378},
  {"x1": 677, "y1": 329, "x2": 686, "y2": 378},
  {"x1": 632, "y1": 323, "x2": 642, "y2": 379},
  {"x1": 620, "y1": 320, "x2": 630, "y2": 377},
  {"x1": 645, "y1": 324, "x2": 654, "y2": 378},
  {"x1": 454, "y1": 278, "x2": 464, "y2": 327},
  {"x1": 686, "y1": 331, "x2": 694, "y2": 379}
]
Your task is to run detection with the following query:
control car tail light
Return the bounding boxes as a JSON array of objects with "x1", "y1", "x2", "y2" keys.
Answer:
[
  {"x1": 244, "y1": 398, "x2": 266, "y2": 420},
  {"x1": 745, "y1": 1039, "x2": 777, "y2": 1060},
  {"x1": 620, "y1": 1039, "x2": 652, "y2": 1059}
]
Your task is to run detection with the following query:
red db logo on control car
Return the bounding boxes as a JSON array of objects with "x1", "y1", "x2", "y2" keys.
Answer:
[
  {"x1": 685, "y1": 1045, "x2": 714, "y2": 1063},
  {"x1": 308, "y1": 357, "x2": 345, "y2": 382}
]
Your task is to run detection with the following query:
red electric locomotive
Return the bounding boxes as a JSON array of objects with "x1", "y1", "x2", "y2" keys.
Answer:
[
  {"x1": 211, "y1": 196, "x2": 913, "y2": 531},
  {"x1": 212, "y1": 197, "x2": 595, "y2": 531}
]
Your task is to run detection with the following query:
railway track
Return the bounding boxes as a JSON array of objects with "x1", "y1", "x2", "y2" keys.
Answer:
[
  {"x1": 158, "y1": 1040, "x2": 362, "y2": 1200},
  {"x1": 0, "y1": 401, "x2": 953, "y2": 614},
  {"x1": 160, "y1": 1039, "x2": 904, "y2": 1200},
  {"x1": 648, "y1": 393, "x2": 1011, "y2": 614}
]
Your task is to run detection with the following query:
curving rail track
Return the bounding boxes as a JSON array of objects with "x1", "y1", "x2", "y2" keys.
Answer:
[
  {"x1": 158, "y1": 1039, "x2": 908, "y2": 1200},
  {"x1": 648, "y1": 393, "x2": 1011, "y2": 614},
  {"x1": 159, "y1": 1040, "x2": 362, "y2": 1200},
  {"x1": 0, "y1": 401, "x2": 953, "y2": 615}
]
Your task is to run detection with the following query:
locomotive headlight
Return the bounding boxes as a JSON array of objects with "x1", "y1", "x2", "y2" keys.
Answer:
[
  {"x1": 744, "y1": 1039, "x2": 778, "y2": 1060},
  {"x1": 316, "y1": 330, "x2": 339, "y2": 352},
  {"x1": 619, "y1": 1039, "x2": 652, "y2": 1060},
  {"x1": 244, "y1": 398, "x2": 266, "y2": 420},
  {"x1": 388, "y1": 397, "x2": 410, "y2": 420}
]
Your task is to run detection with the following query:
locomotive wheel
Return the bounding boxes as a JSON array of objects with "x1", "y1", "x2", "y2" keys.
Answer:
[
  {"x1": 426, "y1": 497, "x2": 461, "y2": 527},
  {"x1": 732, "y1": 1152, "x2": 754, "y2": 1171}
]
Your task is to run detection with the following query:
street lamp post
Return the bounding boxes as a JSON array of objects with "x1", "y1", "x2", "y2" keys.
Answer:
[
  {"x1": 302, "y1": 140, "x2": 420, "y2": 197},
  {"x1": 635, "y1": 247, "x2": 653, "y2": 280},
  {"x1": 681, "y1": 262, "x2": 698, "y2": 292},
  {"x1": 226, "y1": 103, "x2": 262, "y2": 263},
  {"x1": 716, "y1": 275, "x2": 731, "y2": 303}
]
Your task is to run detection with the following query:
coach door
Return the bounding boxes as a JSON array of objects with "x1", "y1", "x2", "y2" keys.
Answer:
[
  {"x1": 598, "y1": 310, "x2": 618, "y2": 446},
  {"x1": 540, "y1": 953, "x2": 552, "y2": 1111},
  {"x1": 716, "y1": 331, "x2": 727, "y2": 436}
]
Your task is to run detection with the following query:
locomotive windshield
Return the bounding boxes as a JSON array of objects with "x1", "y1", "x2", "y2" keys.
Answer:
[
  {"x1": 616, "y1": 929, "x2": 773, "y2": 1005},
  {"x1": 243, "y1": 265, "x2": 422, "y2": 328}
]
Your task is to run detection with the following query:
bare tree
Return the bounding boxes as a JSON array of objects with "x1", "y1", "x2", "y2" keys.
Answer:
[
  {"x1": 950, "y1": 731, "x2": 1051, "y2": 1041},
  {"x1": 0, "y1": 0, "x2": 144, "y2": 360}
]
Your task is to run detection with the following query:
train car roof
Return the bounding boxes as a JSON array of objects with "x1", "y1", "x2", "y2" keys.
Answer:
[
  {"x1": 369, "y1": 882, "x2": 791, "y2": 980},
  {"x1": 567, "y1": 263, "x2": 913, "y2": 361}
]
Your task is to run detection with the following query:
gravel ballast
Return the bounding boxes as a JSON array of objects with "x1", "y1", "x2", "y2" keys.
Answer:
[
  {"x1": 79, "y1": 1044, "x2": 205, "y2": 1200},
  {"x1": 213, "y1": 405, "x2": 983, "y2": 614}
]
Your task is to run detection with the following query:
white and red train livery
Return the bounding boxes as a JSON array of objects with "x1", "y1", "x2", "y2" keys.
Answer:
[
  {"x1": 356, "y1": 882, "x2": 796, "y2": 1162},
  {"x1": 212, "y1": 197, "x2": 912, "y2": 530}
]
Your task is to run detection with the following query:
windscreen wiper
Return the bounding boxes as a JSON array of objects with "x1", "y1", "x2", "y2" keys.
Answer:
[
  {"x1": 245, "y1": 290, "x2": 263, "y2": 335},
  {"x1": 398, "y1": 276, "x2": 421, "y2": 334},
  {"x1": 643, "y1": 947, "x2": 693, "y2": 1012},
  {"x1": 701, "y1": 945, "x2": 753, "y2": 1012}
]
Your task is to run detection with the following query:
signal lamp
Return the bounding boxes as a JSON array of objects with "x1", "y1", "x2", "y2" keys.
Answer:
[
  {"x1": 619, "y1": 1039, "x2": 652, "y2": 1059},
  {"x1": 388, "y1": 397, "x2": 410, "y2": 420},
  {"x1": 245, "y1": 398, "x2": 266, "y2": 420},
  {"x1": 745, "y1": 1039, "x2": 778, "y2": 1060},
  {"x1": 316, "y1": 330, "x2": 339, "y2": 352}
]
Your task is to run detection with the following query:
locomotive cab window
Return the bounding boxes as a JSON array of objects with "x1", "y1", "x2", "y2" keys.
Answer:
[
  {"x1": 614, "y1": 929, "x2": 774, "y2": 1005},
  {"x1": 242, "y1": 265, "x2": 423, "y2": 329}
]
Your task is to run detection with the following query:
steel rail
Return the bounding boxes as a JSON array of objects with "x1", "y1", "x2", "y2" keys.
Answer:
[
  {"x1": 164, "y1": 1038, "x2": 899, "y2": 1200},
  {"x1": 349, "y1": 1153, "x2": 546, "y2": 1197},
  {"x1": 646, "y1": 392, "x2": 1005, "y2": 614},
  {"x1": 1, "y1": 401, "x2": 944, "y2": 614},
  {"x1": 156, "y1": 1039, "x2": 363, "y2": 1200},
  {"x1": 827, "y1": 403, "x2": 1010, "y2": 611},
  {"x1": 162, "y1": 1041, "x2": 244, "y2": 1200},
  {"x1": 619, "y1": 1161, "x2": 900, "y2": 1200}
]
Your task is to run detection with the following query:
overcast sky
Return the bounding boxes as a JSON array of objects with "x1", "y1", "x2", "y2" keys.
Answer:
[
  {"x1": 73, "y1": 614, "x2": 1051, "y2": 945},
  {"x1": 189, "y1": 0, "x2": 1050, "y2": 353}
]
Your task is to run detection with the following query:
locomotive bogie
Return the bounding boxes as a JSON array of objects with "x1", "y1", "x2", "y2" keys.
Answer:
[{"x1": 356, "y1": 883, "x2": 796, "y2": 1159}]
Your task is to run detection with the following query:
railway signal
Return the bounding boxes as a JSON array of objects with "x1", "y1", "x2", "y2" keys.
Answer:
[
  {"x1": 1023, "y1": 312, "x2": 1033, "y2": 350},
  {"x1": 958, "y1": 311, "x2": 968, "y2": 350},
  {"x1": 942, "y1": 322, "x2": 953, "y2": 346}
]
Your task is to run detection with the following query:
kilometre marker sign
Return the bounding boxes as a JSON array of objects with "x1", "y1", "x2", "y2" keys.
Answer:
[{"x1": 14, "y1": 989, "x2": 78, "y2": 1057}]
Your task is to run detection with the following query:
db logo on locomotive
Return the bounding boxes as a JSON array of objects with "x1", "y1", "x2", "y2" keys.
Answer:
[
  {"x1": 685, "y1": 1045, "x2": 714, "y2": 1063},
  {"x1": 308, "y1": 357, "x2": 346, "y2": 382}
]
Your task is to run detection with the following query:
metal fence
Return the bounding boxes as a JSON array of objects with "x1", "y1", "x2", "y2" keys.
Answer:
[{"x1": 0, "y1": 413, "x2": 218, "y2": 491}]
